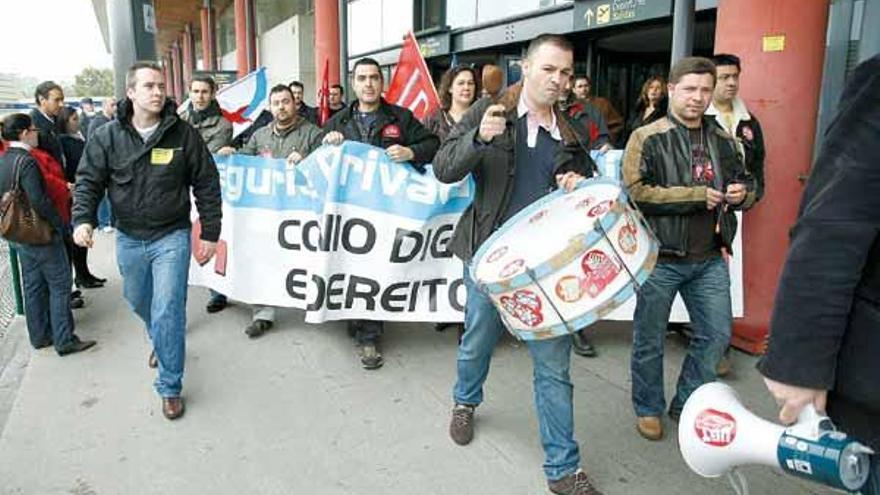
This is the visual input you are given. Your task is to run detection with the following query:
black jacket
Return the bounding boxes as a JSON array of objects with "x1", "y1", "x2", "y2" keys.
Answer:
[
  {"x1": 30, "y1": 109, "x2": 64, "y2": 168},
  {"x1": 622, "y1": 113, "x2": 756, "y2": 257},
  {"x1": 0, "y1": 147, "x2": 65, "y2": 236},
  {"x1": 758, "y1": 55, "x2": 880, "y2": 450},
  {"x1": 434, "y1": 83, "x2": 597, "y2": 263},
  {"x1": 59, "y1": 134, "x2": 84, "y2": 183},
  {"x1": 624, "y1": 97, "x2": 668, "y2": 145},
  {"x1": 319, "y1": 99, "x2": 438, "y2": 329},
  {"x1": 319, "y1": 98, "x2": 440, "y2": 171},
  {"x1": 73, "y1": 98, "x2": 222, "y2": 242}
]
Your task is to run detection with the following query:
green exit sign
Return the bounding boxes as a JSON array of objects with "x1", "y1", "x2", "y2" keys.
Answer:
[{"x1": 573, "y1": 0, "x2": 673, "y2": 30}]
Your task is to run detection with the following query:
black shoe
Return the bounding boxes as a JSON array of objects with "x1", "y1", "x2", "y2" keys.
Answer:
[
  {"x1": 359, "y1": 341, "x2": 384, "y2": 369},
  {"x1": 57, "y1": 339, "x2": 96, "y2": 356},
  {"x1": 572, "y1": 331, "x2": 597, "y2": 357},
  {"x1": 76, "y1": 278, "x2": 105, "y2": 289},
  {"x1": 33, "y1": 339, "x2": 53, "y2": 350},
  {"x1": 71, "y1": 290, "x2": 82, "y2": 299},
  {"x1": 206, "y1": 298, "x2": 228, "y2": 314},
  {"x1": 70, "y1": 296, "x2": 85, "y2": 309},
  {"x1": 245, "y1": 319, "x2": 273, "y2": 338}
]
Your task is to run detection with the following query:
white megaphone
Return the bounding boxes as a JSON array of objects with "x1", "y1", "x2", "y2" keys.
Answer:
[{"x1": 679, "y1": 382, "x2": 874, "y2": 493}]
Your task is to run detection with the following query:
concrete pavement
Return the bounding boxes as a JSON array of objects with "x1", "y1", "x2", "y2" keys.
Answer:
[{"x1": 0, "y1": 232, "x2": 831, "y2": 494}]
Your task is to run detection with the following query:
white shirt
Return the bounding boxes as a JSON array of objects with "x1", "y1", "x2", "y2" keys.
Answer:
[
  {"x1": 706, "y1": 96, "x2": 751, "y2": 157},
  {"x1": 134, "y1": 121, "x2": 160, "y2": 143},
  {"x1": 517, "y1": 89, "x2": 562, "y2": 148},
  {"x1": 8, "y1": 141, "x2": 32, "y2": 151}
]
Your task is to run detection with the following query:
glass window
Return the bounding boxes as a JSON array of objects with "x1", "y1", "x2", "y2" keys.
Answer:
[
  {"x1": 349, "y1": 0, "x2": 383, "y2": 54},
  {"x1": 446, "y1": 0, "x2": 476, "y2": 28},
  {"x1": 414, "y1": 0, "x2": 444, "y2": 32},
  {"x1": 348, "y1": 0, "x2": 413, "y2": 54},
  {"x1": 216, "y1": 4, "x2": 236, "y2": 56},
  {"x1": 382, "y1": 0, "x2": 413, "y2": 46}
]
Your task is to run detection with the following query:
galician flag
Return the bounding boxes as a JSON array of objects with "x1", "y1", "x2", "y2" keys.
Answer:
[{"x1": 216, "y1": 67, "x2": 269, "y2": 138}]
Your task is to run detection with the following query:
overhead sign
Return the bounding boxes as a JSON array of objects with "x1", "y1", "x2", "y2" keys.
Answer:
[{"x1": 573, "y1": 0, "x2": 673, "y2": 30}]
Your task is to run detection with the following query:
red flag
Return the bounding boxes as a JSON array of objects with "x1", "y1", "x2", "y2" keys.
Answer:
[
  {"x1": 318, "y1": 58, "x2": 330, "y2": 126},
  {"x1": 385, "y1": 32, "x2": 440, "y2": 122}
]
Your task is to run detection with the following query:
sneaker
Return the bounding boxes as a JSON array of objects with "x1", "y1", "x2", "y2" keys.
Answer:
[
  {"x1": 101, "y1": 226, "x2": 115, "y2": 233},
  {"x1": 548, "y1": 469, "x2": 604, "y2": 495},
  {"x1": 449, "y1": 404, "x2": 475, "y2": 445},
  {"x1": 359, "y1": 342, "x2": 384, "y2": 369},
  {"x1": 245, "y1": 319, "x2": 273, "y2": 338}
]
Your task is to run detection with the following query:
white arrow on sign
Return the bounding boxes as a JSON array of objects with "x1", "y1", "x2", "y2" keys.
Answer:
[{"x1": 585, "y1": 8, "x2": 594, "y2": 27}]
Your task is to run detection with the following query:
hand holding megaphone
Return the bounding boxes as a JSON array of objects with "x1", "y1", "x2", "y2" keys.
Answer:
[{"x1": 679, "y1": 382, "x2": 874, "y2": 493}]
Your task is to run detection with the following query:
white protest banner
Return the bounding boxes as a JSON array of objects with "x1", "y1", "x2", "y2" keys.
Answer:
[{"x1": 189, "y1": 142, "x2": 471, "y2": 323}]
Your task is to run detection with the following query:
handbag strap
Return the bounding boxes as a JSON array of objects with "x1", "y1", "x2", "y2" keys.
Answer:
[{"x1": 9, "y1": 153, "x2": 25, "y2": 193}]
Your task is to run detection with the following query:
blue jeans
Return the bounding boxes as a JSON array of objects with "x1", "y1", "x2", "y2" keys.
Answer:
[
  {"x1": 454, "y1": 267, "x2": 579, "y2": 481},
  {"x1": 116, "y1": 228, "x2": 191, "y2": 398},
  {"x1": 97, "y1": 195, "x2": 114, "y2": 228},
  {"x1": 631, "y1": 256, "x2": 732, "y2": 417},
  {"x1": 14, "y1": 237, "x2": 76, "y2": 350}
]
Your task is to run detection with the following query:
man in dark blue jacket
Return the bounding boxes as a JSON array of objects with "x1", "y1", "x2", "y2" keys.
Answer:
[
  {"x1": 319, "y1": 57, "x2": 440, "y2": 370},
  {"x1": 73, "y1": 62, "x2": 222, "y2": 421}
]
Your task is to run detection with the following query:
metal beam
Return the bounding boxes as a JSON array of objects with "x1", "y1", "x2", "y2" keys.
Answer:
[
  {"x1": 670, "y1": 0, "x2": 695, "y2": 65},
  {"x1": 107, "y1": 0, "x2": 158, "y2": 98}
]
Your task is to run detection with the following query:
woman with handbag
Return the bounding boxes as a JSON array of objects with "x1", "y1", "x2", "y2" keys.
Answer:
[{"x1": 0, "y1": 113, "x2": 95, "y2": 355}]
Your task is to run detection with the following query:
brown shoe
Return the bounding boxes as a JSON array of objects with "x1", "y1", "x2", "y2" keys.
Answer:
[
  {"x1": 148, "y1": 350, "x2": 158, "y2": 369},
  {"x1": 636, "y1": 416, "x2": 663, "y2": 441},
  {"x1": 449, "y1": 404, "x2": 475, "y2": 445},
  {"x1": 162, "y1": 397, "x2": 185, "y2": 420},
  {"x1": 548, "y1": 469, "x2": 604, "y2": 495}
]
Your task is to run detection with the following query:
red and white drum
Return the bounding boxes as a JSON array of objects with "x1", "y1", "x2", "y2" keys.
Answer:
[{"x1": 471, "y1": 177, "x2": 658, "y2": 340}]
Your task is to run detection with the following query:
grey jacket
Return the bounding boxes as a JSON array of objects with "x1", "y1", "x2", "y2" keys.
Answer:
[
  {"x1": 181, "y1": 106, "x2": 233, "y2": 153},
  {"x1": 240, "y1": 117, "x2": 321, "y2": 159}
]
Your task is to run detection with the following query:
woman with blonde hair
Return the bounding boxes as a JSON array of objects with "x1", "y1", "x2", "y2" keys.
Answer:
[{"x1": 624, "y1": 76, "x2": 668, "y2": 144}]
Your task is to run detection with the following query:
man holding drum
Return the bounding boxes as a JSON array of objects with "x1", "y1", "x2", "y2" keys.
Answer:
[
  {"x1": 622, "y1": 57, "x2": 756, "y2": 441},
  {"x1": 435, "y1": 34, "x2": 603, "y2": 495}
]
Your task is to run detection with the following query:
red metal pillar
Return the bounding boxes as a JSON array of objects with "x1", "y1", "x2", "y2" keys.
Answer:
[
  {"x1": 182, "y1": 25, "x2": 195, "y2": 89},
  {"x1": 201, "y1": 5, "x2": 217, "y2": 71},
  {"x1": 314, "y1": 0, "x2": 341, "y2": 90},
  {"x1": 715, "y1": 0, "x2": 830, "y2": 354},
  {"x1": 170, "y1": 42, "x2": 183, "y2": 102},
  {"x1": 234, "y1": 0, "x2": 256, "y2": 78}
]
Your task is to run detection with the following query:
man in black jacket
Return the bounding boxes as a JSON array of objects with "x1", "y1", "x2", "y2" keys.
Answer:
[
  {"x1": 73, "y1": 62, "x2": 222, "y2": 421},
  {"x1": 30, "y1": 81, "x2": 66, "y2": 167},
  {"x1": 434, "y1": 35, "x2": 601, "y2": 495},
  {"x1": 758, "y1": 55, "x2": 880, "y2": 493},
  {"x1": 319, "y1": 57, "x2": 440, "y2": 370},
  {"x1": 289, "y1": 80, "x2": 318, "y2": 125},
  {"x1": 623, "y1": 57, "x2": 756, "y2": 442}
]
